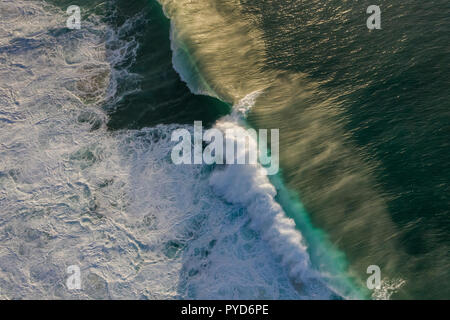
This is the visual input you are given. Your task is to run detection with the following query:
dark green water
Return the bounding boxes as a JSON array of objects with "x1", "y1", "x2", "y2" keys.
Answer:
[
  {"x1": 241, "y1": 0, "x2": 450, "y2": 299},
  {"x1": 104, "y1": 0, "x2": 230, "y2": 129}
]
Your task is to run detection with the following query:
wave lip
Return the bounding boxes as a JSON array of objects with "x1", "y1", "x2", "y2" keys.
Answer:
[{"x1": 208, "y1": 93, "x2": 336, "y2": 299}]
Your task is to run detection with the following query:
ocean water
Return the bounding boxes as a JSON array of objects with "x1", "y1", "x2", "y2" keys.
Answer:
[{"x1": 0, "y1": 0, "x2": 448, "y2": 299}]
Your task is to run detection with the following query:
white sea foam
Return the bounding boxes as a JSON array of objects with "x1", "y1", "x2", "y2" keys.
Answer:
[
  {"x1": 0, "y1": 0, "x2": 302, "y2": 299},
  {"x1": 372, "y1": 278, "x2": 406, "y2": 300}
]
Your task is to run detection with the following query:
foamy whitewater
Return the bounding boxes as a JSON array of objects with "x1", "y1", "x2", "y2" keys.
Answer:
[
  {"x1": 210, "y1": 93, "x2": 335, "y2": 298},
  {"x1": 0, "y1": 0, "x2": 340, "y2": 299}
]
